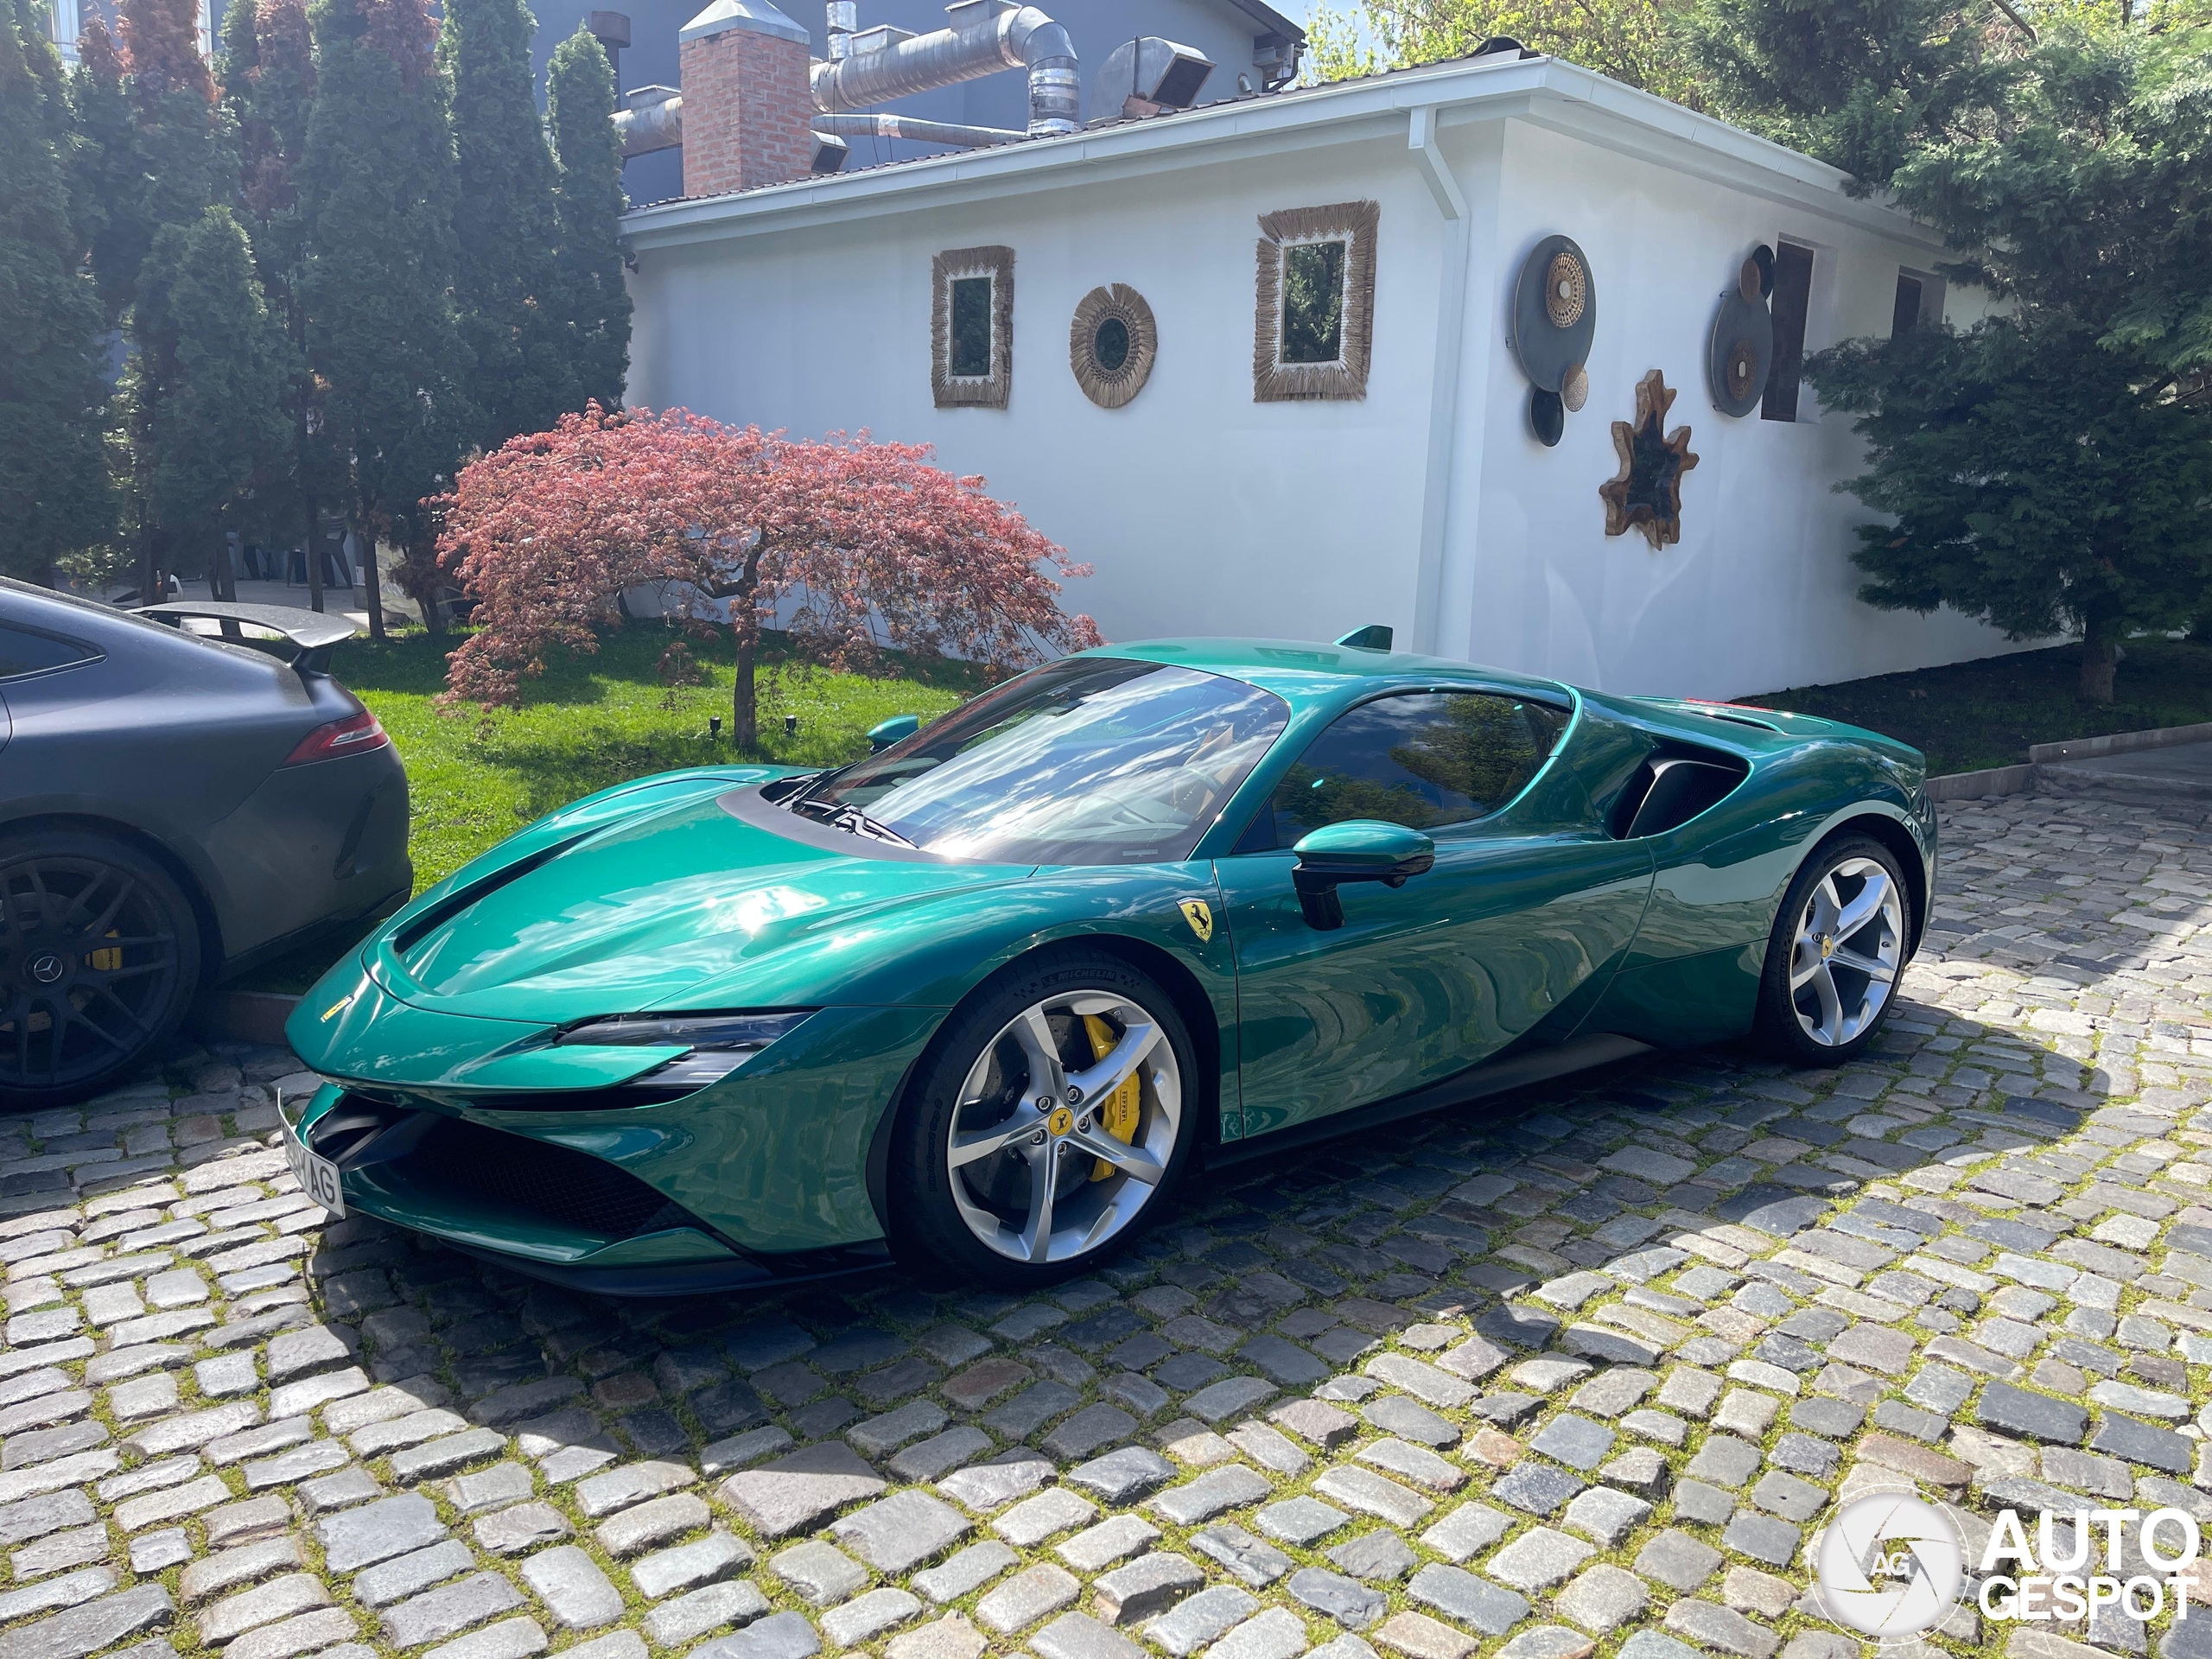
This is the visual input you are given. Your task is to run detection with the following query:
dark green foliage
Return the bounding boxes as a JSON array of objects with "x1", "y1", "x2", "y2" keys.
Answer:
[
  {"x1": 1798, "y1": 24, "x2": 2212, "y2": 701},
  {"x1": 111, "y1": 0, "x2": 237, "y2": 298},
  {"x1": 1814, "y1": 315, "x2": 2212, "y2": 702},
  {"x1": 219, "y1": 0, "x2": 259, "y2": 103},
  {"x1": 1281, "y1": 240, "x2": 1346, "y2": 364},
  {"x1": 1890, "y1": 28, "x2": 2212, "y2": 374},
  {"x1": 1680, "y1": 0, "x2": 2005, "y2": 187},
  {"x1": 949, "y1": 276, "x2": 990, "y2": 376},
  {"x1": 297, "y1": 0, "x2": 473, "y2": 550},
  {"x1": 0, "y1": 0, "x2": 113, "y2": 578},
  {"x1": 442, "y1": 0, "x2": 571, "y2": 444},
  {"x1": 546, "y1": 22, "x2": 628, "y2": 410},
  {"x1": 125, "y1": 204, "x2": 298, "y2": 552},
  {"x1": 65, "y1": 19, "x2": 143, "y2": 322},
  {"x1": 227, "y1": 0, "x2": 315, "y2": 230}
]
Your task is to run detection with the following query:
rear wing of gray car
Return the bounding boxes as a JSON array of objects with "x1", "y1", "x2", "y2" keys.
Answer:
[{"x1": 137, "y1": 602, "x2": 360, "y2": 674}]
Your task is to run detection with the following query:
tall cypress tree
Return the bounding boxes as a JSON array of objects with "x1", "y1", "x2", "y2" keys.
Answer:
[
  {"x1": 298, "y1": 0, "x2": 473, "y2": 639},
  {"x1": 126, "y1": 205, "x2": 298, "y2": 566},
  {"x1": 66, "y1": 17, "x2": 141, "y2": 325},
  {"x1": 0, "y1": 0, "x2": 113, "y2": 582},
  {"x1": 442, "y1": 0, "x2": 571, "y2": 446},
  {"x1": 547, "y1": 21, "x2": 628, "y2": 410},
  {"x1": 224, "y1": 0, "x2": 332, "y2": 606},
  {"x1": 113, "y1": 0, "x2": 233, "y2": 289}
]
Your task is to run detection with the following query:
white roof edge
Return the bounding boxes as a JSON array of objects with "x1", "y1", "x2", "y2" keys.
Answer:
[{"x1": 621, "y1": 54, "x2": 1942, "y2": 254}]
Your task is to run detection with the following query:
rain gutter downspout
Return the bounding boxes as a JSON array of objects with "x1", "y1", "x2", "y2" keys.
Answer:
[{"x1": 1409, "y1": 104, "x2": 1471, "y2": 658}]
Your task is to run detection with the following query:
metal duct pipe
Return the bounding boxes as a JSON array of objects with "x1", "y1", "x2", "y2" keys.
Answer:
[
  {"x1": 810, "y1": 2, "x2": 1077, "y2": 137},
  {"x1": 824, "y1": 0, "x2": 854, "y2": 60},
  {"x1": 613, "y1": 86, "x2": 682, "y2": 156},
  {"x1": 810, "y1": 111, "x2": 1023, "y2": 146}
]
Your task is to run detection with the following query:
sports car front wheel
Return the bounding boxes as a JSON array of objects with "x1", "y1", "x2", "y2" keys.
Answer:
[
  {"x1": 1754, "y1": 832, "x2": 1911, "y2": 1066},
  {"x1": 889, "y1": 950, "x2": 1198, "y2": 1287}
]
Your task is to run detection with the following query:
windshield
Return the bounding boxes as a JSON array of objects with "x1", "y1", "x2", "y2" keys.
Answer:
[{"x1": 793, "y1": 658, "x2": 1289, "y2": 865}]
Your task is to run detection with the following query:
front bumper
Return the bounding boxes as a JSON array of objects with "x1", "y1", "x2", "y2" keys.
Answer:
[{"x1": 289, "y1": 1080, "x2": 898, "y2": 1294}]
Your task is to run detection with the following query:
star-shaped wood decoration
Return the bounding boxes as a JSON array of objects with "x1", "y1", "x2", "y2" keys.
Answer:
[{"x1": 1600, "y1": 369, "x2": 1700, "y2": 549}]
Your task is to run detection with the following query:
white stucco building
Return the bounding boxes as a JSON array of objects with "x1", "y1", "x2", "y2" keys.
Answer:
[{"x1": 621, "y1": 30, "x2": 2014, "y2": 700}]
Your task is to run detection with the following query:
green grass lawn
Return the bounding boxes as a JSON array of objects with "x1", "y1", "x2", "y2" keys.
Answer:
[
  {"x1": 234, "y1": 623, "x2": 978, "y2": 994},
  {"x1": 1742, "y1": 636, "x2": 2212, "y2": 776}
]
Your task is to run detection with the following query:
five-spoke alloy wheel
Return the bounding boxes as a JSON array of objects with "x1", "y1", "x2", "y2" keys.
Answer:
[
  {"x1": 892, "y1": 950, "x2": 1197, "y2": 1286},
  {"x1": 1756, "y1": 833, "x2": 1912, "y2": 1065},
  {"x1": 0, "y1": 830, "x2": 200, "y2": 1109}
]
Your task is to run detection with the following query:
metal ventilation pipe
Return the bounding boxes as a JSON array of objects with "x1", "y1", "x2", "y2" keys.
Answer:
[
  {"x1": 824, "y1": 0, "x2": 854, "y2": 60},
  {"x1": 613, "y1": 85, "x2": 683, "y2": 156},
  {"x1": 613, "y1": 93, "x2": 1025, "y2": 158},
  {"x1": 810, "y1": 2, "x2": 1078, "y2": 137},
  {"x1": 810, "y1": 111, "x2": 1024, "y2": 146}
]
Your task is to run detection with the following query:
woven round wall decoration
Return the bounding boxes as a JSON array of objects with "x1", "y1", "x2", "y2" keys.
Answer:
[
  {"x1": 1707, "y1": 244, "x2": 1776, "y2": 418},
  {"x1": 1070, "y1": 284, "x2": 1159, "y2": 409},
  {"x1": 1546, "y1": 251, "x2": 1587, "y2": 328},
  {"x1": 1510, "y1": 234, "x2": 1598, "y2": 399}
]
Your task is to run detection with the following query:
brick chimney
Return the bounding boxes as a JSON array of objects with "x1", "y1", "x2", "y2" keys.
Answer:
[{"x1": 677, "y1": 0, "x2": 813, "y2": 198}]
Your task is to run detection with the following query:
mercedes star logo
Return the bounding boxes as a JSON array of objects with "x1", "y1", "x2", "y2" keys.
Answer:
[{"x1": 28, "y1": 954, "x2": 65, "y2": 985}]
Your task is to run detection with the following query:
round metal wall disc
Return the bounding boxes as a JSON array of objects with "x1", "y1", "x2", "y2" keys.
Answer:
[
  {"x1": 1529, "y1": 386, "x2": 1565, "y2": 447},
  {"x1": 1707, "y1": 288, "x2": 1773, "y2": 418},
  {"x1": 1561, "y1": 363, "x2": 1588, "y2": 412},
  {"x1": 1510, "y1": 235, "x2": 1597, "y2": 396}
]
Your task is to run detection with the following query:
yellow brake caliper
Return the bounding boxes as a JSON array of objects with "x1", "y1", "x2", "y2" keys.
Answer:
[
  {"x1": 89, "y1": 931, "x2": 122, "y2": 972},
  {"x1": 1081, "y1": 1014, "x2": 1141, "y2": 1181}
]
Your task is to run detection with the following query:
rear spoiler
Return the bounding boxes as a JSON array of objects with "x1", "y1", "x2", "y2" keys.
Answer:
[{"x1": 138, "y1": 601, "x2": 359, "y2": 673}]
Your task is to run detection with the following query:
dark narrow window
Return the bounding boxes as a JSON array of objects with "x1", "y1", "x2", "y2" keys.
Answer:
[
  {"x1": 1891, "y1": 272, "x2": 1923, "y2": 340},
  {"x1": 1281, "y1": 239, "x2": 1348, "y2": 364},
  {"x1": 948, "y1": 276, "x2": 993, "y2": 378},
  {"x1": 1762, "y1": 240, "x2": 1815, "y2": 422},
  {"x1": 0, "y1": 626, "x2": 95, "y2": 678}
]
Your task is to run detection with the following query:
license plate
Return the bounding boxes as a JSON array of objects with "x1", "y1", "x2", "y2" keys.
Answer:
[{"x1": 282, "y1": 1115, "x2": 346, "y2": 1218}]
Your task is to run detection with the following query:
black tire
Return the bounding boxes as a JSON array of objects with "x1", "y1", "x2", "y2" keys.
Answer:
[
  {"x1": 0, "y1": 829, "x2": 201, "y2": 1110},
  {"x1": 888, "y1": 949, "x2": 1201, "y2": 1289},
  {"x1": 1754, "y1": 832, "x2": 1912, "y2": 1067}
]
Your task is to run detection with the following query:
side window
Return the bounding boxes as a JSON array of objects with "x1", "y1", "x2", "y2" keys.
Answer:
[
  {"x1": 1891, "y1": 267, "x2": 1944, "y2": 339},
  {"x1": 1243, "y1": 691, "x2": 1568, "y2": 850},
  {"x1": 0, "y1": 625, "x2": 95, "y2": 679},
  {"x1": 1762, "y1": 238, "x2": 1815, "y2": 421}
]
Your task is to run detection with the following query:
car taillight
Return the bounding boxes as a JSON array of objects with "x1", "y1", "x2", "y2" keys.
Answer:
[{"x1": 283, "y1": 709, "x2": 390, "y2": 766}]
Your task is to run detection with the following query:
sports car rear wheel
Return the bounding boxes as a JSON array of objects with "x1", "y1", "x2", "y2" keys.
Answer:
[
  {"x1": 1754, "y1": 833, "x2": 1910, "y2": 1066},
  {"x1": 890, "y1": 951, "x2": 1197, "y2": 1287},
  {"x1": 0, "y1": 830, "x2": 200, "y2": 1110}
]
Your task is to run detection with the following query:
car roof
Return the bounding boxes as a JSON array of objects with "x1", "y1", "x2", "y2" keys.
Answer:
[{"x1": 1074, "y1": 638, "x2": 1573, "y2": 715}]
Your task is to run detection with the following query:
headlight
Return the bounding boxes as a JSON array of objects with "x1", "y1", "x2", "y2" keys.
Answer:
[{"x1": 557, "y1": 1010, "x2": 813, "y2": 1089}]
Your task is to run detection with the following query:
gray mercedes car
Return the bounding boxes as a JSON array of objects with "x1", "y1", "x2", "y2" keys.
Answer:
[{"x1": 0, "y1": 579, "x2": 410, "y2": 1107}]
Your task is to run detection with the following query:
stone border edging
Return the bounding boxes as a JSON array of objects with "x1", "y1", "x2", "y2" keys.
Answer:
[
  {"x1": 1925, "y1": 762, "x2": 2036, "y2": 804},
  {"x1": 2029, "y1": 718, "x2": 2212, "y2": 764},
  {"x1": 1928, "y1": 718, "x2": 2212, "y2": 803}
]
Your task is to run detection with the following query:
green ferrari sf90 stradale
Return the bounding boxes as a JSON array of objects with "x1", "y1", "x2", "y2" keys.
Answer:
[{"x1": 283, "y1": 634, "x2": 1934, "y2": 1291}]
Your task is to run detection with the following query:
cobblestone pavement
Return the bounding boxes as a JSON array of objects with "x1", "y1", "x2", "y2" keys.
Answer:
[{"x1": 10, "y1": 787, "x2": 2212, "y2": 1659}]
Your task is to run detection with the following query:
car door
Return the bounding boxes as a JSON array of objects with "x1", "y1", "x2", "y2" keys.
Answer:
[{"x1": 1216, "y1": 690, "x2": 1654, "y2": 1139}]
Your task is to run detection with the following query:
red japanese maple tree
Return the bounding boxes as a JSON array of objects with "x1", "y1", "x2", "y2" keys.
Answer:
[{"x1": 435, "y1": 404, "x2": 1103, "y2": 745}]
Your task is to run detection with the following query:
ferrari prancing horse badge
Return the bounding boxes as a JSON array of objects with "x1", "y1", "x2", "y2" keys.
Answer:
[{"x1": 1179, "y1": 899, "x2": 1214, "y2": 943}]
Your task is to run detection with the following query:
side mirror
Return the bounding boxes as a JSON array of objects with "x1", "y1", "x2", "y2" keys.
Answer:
[
  {"x1": 1291, "y1": 820, "x2": 1435, "y2": 930},
  {"x1": 867, "y1": 714, "x2": 920, "y2": 753}
]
